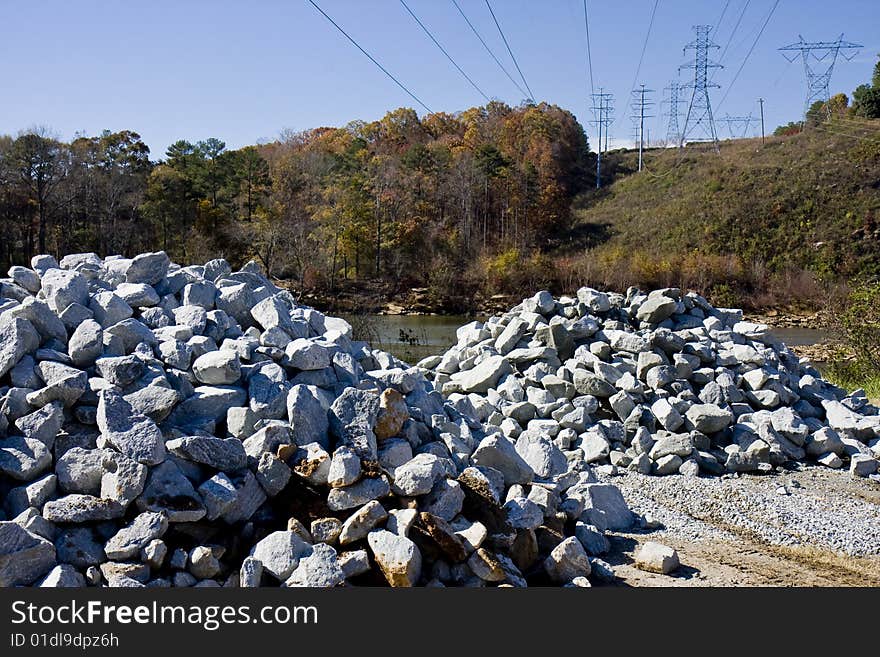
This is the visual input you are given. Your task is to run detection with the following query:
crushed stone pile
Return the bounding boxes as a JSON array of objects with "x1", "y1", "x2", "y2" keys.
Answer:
[
  {"x1": 419, "y1": 288, "x2": 880, "y2": 481},
  {"x1": 0, "y1": 253, "x2": 630, "y2": 588}
]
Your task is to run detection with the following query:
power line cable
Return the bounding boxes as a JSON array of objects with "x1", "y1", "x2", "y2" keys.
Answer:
[
  {"x1": 630, "y1": 0, "x2": 660, "y2": 93},
  {"x1": 485, "y1": 0, "x2": 535, "y2": 101},
  {"x1": 818, "y1": 121, "x2": 880, "y2": 140},
  {"x1": 717, "y1": 0, "x2": 780, "y2": 111},
  {"x1": 450, "y1": 0, "x2": 527, "y2": 98},
  {"x1": 728, "y1": 7, "x2": 774, "y2": 61},
  {"x1": 307, "y1": 0, "x2": 433, "y2": 113},
  {"x1": 713, "y1": 0, "x2": 751, "y2": 76},
  {"x1": 771, "y1": 56, "x2": 794, "y2": 87},
  {"x1": 712, "y1": 0, "x2": 731, "y2": 36},
  {"x1": 400, "y1": 0, "x2": 490, "y2": 102},
  {"x1": 583, "y1": 0, "x2": 596, "y2": 99},
  {"x1": 826, "y1": 123, "x2": 880, "y2": 138},
  {"x1": 814, "y1": 123, "x2": 880, "y2": 143},
  {"x1": 835, "y1": 115, "x2": 880, "y2": 129}
]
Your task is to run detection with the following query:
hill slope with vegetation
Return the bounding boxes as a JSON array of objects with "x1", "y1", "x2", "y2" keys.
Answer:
[
  {"x1": 551, "y1": 53, "x2": 880, "y2": 310},
  {"x1": 558, "y1": 120, "x2": 880, "y2": 310}
]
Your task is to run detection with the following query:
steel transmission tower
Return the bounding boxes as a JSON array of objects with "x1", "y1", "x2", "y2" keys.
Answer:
[
  {"x1": 630, "y1": 85, "x2": 655, "y2": 171},
  {"x1": 719, "y1": 114, "x2": 757, "y2": 139},
  {"x1": 662, "y1": 81, "x2": 686, "y2": 146},
  {"x1": 679, "y1": 25, "x2": 722, "y2": 150},
  {"x1": 779, "y1": 34, "x2": 862, "y2": 118},
  {"x1": 590, "y1": 89, "x2": 614, "y2": 188}
]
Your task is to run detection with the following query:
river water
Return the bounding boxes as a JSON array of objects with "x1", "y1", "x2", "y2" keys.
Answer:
[
  {"x1": 344, "y1": 314, "x2": 829, "y2": 365},
  {"x1": 343, "y1": 314, "x2": 477, "y2": 364}
]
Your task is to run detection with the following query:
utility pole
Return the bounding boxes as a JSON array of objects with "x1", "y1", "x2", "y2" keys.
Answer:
[
  {"x1": 758, "y1": 98, "x2": 765, "y2": 144},
  {"x1": 630, "y1": 84, "x2": 655, "y2": 171},
  {"x1": 779, "y1": 34, "x2": 862, "y2": 119},
  {"x1": 679, "y1": 25, "x2": 722, "y2": 151},
  {"x1": 591, "y1": 88, "x2": 614, "y2": 188}
]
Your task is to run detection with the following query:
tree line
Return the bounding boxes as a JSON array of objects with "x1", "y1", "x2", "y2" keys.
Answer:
[{"x1": 1, "y1": 101, "x2": 591, "y2": 305}]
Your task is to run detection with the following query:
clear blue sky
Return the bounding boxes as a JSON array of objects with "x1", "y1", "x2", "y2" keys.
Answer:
[{"x1": 2, "y1": 0, "x2": 878, "y2": 156}]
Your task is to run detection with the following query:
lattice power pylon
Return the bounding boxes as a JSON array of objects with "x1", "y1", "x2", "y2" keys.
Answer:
[
  {"x1": 630, "y1": 85, "x2": 655, "y2": 171},
  {"x1": 679, "y1": 25, "x2": 722, "y2": 150},
  {"x1": 590, "y1": 89, "x2": 614, "y2": 188},
  {"x1": 779, "y1": 34, "x2": 862, "y2": 118},
  {"x1": 662, "y1": 80, "x2": 686, "y2": 146},
  {"x1": 719, "y1": 114, "x2": 756, "y2": 139}
]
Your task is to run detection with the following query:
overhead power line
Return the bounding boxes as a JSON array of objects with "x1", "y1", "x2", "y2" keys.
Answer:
[
  {"x1": 400, "y1": 0, "x2": 490, "y2": 102},
  {"x1": 717, "y1": 0, "x2": 781, "y2": 110},
  {"x1": 485, "y1": 0, "x2": 535, "y2": 101},
  {"x1": 583, "y1": 0, "x2": 596, "y2": 100},
  {"x1": 821, "y1": 121, "x2": 880, "y2": 138},
  {"x1": 815, "y1": 123, "x2": 880, "y2": 144},
  {"x1": 714, "y1": 0, "x2": 751, "y2": 76},
  {"x1": 450, "y1": 0, "x2": 527, "y2": 98},
  {"x1": 771, "y1": 56, "x2": 794, "y2": 87},
  {"x1": 630, "y1": 0, "x2": 660, "y2": 95},
  {"x1": 307, "y1": 0, "x2": 433, "y2": 113},
  {"x1": 836, "y1": 115, "x2": 880, "y2": 129},
  {"x1": 712, "y1": 0, "x2": 731, "y2": 36}
]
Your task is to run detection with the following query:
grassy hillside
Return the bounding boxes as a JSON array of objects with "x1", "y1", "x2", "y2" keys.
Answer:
[{"x1": 554, "y1": 120, "x2": 880, "y2": 310}]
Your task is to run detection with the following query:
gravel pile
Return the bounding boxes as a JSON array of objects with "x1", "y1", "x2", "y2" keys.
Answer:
[
  {"x1": 0, "y1": 253, "x2": 633, "y2": 588},
  {"x1": 603, "y1": 467, "x2": 880, "y2": 557},
  {"x1": 420, "y1": 288, "x2": 880, "y2": 480}
]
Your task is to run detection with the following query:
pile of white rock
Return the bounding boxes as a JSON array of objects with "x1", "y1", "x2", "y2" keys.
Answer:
[
  {"x1": 0, "y1": 253, "x2": 630, "y2": 588},
  {"x1": 419, "y1": 288, "x2": 880, "y2": 481}
]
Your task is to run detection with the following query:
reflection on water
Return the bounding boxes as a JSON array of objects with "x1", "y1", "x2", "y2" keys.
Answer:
[
  {"x1": 343, "y1": 314, "x2": 478, "y2": 364},
  {"x1": 770, "y1": 327, "x2": 829, "y2": 347},
  {"x1": 346, "y1": 315, "x2": 830, "y2": 365}
]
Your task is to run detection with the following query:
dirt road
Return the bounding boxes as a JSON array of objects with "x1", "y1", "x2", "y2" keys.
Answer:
[{"x1": 598, "y1": 465, "x2": 880, "y2": 586}]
